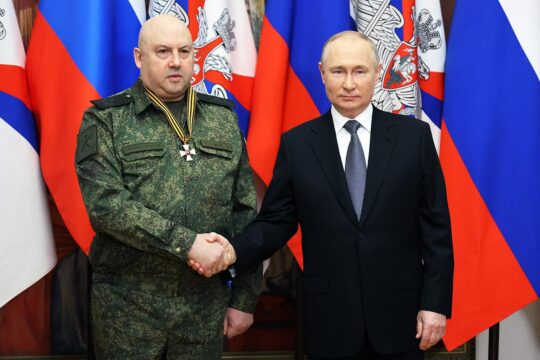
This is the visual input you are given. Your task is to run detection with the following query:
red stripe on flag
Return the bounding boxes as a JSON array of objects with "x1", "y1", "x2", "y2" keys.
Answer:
[
  {"x1": 247, "y1": 17, "x2": 323, "y2": 268},
  {"x1": 247, "y1": 17, "x2": 319, "y2": 186},
  {"x1": 0, "y1": 65, "x2": 31, "y2": 109},
  {"x1": 439, "y1": 122, "x2": 537, "y2": 350},
  {"x1": 419, "y1": 71, "x2": 444, "y2": 101},
  {"x1": 204, "y1": 71, "x2": 253, "y2": 111},
  {"x1": 402, "y1": 0, "x2": 415, "y2": 42},
  {"x1": 187, "y1": 0, "x2": 205, "y2": 39},
  {"x1": 26, "y1": 11, "x2": 97, "y2": 253}
]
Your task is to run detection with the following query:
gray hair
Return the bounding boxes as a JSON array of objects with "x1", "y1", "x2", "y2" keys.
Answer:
[{"x1": 320, "y1": 30, "x2": 380, "y2": 68}]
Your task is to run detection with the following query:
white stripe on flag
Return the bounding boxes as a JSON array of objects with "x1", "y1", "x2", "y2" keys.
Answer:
[
  {"x1": 0, "y1": 0, "x2": 25, "y2": 67},
  {"x1": 214, "y1": 0, "x2": 257, "y2": 77},
  {"x1": 416, "y1": 0, "x2": 446, "y2": 72},
  {"x1": 0, "y1": 119, "x2": 56, "y2": 308},
  {"x1": 499, "y1": 0, "x2": 540, "y2": 80},
  {"x1": 128, "y1": 0, "x2": 147, "y2": 25},
  {"x1": 0, "y1": 0, "x2": 56, "y2": 308},
  {"x1": 421, "y1": 110, "x2": 442, "y2": 153}
]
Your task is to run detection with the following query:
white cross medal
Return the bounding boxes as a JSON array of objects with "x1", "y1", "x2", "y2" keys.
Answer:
[{"x1": 180, "y1": 143, "x2": 196, "y2": 161}]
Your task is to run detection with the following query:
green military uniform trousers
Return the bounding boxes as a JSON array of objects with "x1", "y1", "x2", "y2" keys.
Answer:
[{"x1": 91, "y1": 281, "x2": 231, "y2": 360}]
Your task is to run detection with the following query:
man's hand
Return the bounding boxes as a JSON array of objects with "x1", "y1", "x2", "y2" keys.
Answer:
[
  {"x1": 187, "y1": 233, "x2": 235, "y2": 277},
  {"x1": 187, "y1": 234, "x2": 236, "y2": 276},
  {"x1": 416, "y1": 310, "x2": 446, "y2": 350},
  {"x1": 223, "y1": 307, "x2": 254, "y2": 338}
]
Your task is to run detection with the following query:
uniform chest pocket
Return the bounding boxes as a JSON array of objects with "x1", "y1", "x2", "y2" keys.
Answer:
[
  {"x1": 120, "y1": 141, "x2": 165, "y2": 178},
  {"x1": 120, "y1": 141, "x2": 165, "y2": 161},
  {"x1": 195, "y1": 139, "x2": 233, "y2": 159}
]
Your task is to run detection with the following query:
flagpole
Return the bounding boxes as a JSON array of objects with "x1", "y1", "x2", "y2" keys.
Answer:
[{"x1": 487, "y1": 323, "x2": 500, "y2": 360}]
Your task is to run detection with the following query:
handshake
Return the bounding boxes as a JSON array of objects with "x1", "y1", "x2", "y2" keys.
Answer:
[{"x1": 187, "y1": 232, "x2": 237, "y2": 277}]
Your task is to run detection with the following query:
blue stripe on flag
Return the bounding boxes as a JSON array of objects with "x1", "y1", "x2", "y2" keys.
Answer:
[
  {"x1": 234, "y1": 102, "x2": 250, "y2": 138},
  {"x1": 264, "y1": 0, "x2": 294, "y2": 45},
  {"x1": 177, "y1": 0, "x2": 188, "y2": 11},
  {"x1": 267, "y1": 0, "x2": 355, "y2": 114},
  {"x1": 0, "y1": 92, "x2": 38, "y2": 152},
  {"x1": 391, "y1": 0, "x2": 404, "y2": 41},
  {"x1": 420, "y1": 89, "x2": 443, "y2": 128},
  {"x1": 39, "y1": 0, "x2": 141, "y2": 97},
  {"x1": 444, "y1": 0, "x2": 540, "y2": 292}
]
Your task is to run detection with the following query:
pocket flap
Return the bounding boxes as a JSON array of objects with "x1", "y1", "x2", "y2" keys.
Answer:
[
  {"x1": 121, "y1": 141, "x2": 165, "y2": 161},
  {"x1": 123, "y1": 141, "x2": 164, "y2": 154},
  {"x1": 195, "y1": 139, "x2": 233, "y2": 158},
  {"x1": 199, "y1": 139, "x2": 233, "y2": 152}
]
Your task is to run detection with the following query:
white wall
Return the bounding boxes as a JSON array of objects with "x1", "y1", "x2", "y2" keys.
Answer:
[{"x1": 476, "y1": 300, "x2": 540, "y2": 360}]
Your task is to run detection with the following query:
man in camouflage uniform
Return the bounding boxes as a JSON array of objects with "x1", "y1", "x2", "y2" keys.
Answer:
[{"x1": 75, "y1": 15, "x2": 261, "y2": 359}]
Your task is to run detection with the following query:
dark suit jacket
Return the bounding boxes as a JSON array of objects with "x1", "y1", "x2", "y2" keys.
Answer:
[{"x1": 232, "y1": 107, "x2": 453, "y2": 357}]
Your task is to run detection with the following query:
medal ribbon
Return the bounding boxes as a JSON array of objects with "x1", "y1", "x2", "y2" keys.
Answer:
[{"x1": 143, "y1": 82, "x2": 196, "y2": 145}]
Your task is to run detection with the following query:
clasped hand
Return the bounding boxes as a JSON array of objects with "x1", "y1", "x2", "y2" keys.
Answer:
[{"x1": 187, "y1": 232, "x2": 236, "y2": 277}]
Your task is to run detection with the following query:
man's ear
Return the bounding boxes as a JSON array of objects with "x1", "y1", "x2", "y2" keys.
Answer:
[
  {"x1": 134, "y1": 48, "x2": 142, "y2": 69},
  {"x1": 319, "y1": 62, "x2": 325, "y2": 84}
]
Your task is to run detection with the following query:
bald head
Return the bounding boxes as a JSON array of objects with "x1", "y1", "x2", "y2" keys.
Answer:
[
  {"x1": 138, "y1": 14, "x2": 192, "y2": 51},
  {"x1": 134, "y1": 15, "x2": 194, "y2": 101}
]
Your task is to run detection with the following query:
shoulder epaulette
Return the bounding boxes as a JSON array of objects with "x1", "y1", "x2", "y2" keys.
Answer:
[
  {"x1": 196, "y1": 93, "x2": 235, "y2": 109},
  {"x1": 91, "y1": 93, "x2": 133, "y2": 110}
]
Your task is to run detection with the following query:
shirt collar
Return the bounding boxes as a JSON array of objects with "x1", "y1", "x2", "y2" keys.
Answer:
[{"x1": 331, "y1": 104, "x2": 373, "y2": 134}]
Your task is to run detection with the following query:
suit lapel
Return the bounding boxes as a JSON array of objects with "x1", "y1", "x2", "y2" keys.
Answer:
[
  {"x1": 359, "y1": 107, "x2": 397, "y2": 227},
  {"x1": 307, "y1": 112, "x2": 359, "y2": 226}
]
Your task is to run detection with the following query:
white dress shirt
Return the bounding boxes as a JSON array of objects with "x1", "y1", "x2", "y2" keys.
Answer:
[{"x1": 331, "y1": 104, "x2": 372, "y2": 169}]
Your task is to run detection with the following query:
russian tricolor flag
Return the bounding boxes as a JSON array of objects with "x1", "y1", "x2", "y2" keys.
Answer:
[
  {"x1": 441, "y1": 0, "x2": 540, "y2": 350},
  {"x1": 26, "y1": 0, "x2": 146, "y2": 253},
  {"x1": 0, "y1": 0, "x2": 56, "y2": 307}
]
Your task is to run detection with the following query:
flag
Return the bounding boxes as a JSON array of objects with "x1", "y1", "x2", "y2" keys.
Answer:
[
  {"x1": 351, "y1": 0, "x2": 446, "y2": 149},
  {"x1": 440, "y1": 0, "x2": 540, "y2": 350},
  {"x1": 247, "y1": 0, "x2": 445, "y2": 267},
  {"x1": 26, "y1": 0, "x2": 146, "y2": 253},
  {"x1": 148, "y1": 0, "x2": 257, "y2": 136},
  {"x1": 0, "y1": 0, "x2": 56, "y2": 307}
]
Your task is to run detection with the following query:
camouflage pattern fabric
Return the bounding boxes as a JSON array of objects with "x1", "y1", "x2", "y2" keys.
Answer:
[
  {"x1": 76, "y1": 80, "x2": 261, "y2": 358},
  {"x1": 91, "y1": 282, "x2": 229, "y2": 359}
]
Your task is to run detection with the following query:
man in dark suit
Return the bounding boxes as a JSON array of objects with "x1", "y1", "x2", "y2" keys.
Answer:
[{"x1": 189, "y1": 31, "x2": 453, "y2": 359}]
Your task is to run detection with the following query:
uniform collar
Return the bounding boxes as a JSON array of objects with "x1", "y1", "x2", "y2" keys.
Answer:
[
  {"x1": 131, "y1": 79, "x2": 154, "y2": 115},
  {"x1": 131, "y1": 79, "x2": 195, "y2": 115}
]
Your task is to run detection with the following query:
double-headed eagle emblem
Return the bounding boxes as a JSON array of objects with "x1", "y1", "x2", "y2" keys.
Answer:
[
  {"x1": 350, "y1": 0, "x2": 443, "y2": 117},
  {"x1": 150, "y1": 0, "x2": 237, "y2": 100}
]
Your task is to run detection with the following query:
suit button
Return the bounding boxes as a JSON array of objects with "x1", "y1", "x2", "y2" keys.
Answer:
[{"x1": 358, "y1": 232, "x2": 365, "y2": 239}]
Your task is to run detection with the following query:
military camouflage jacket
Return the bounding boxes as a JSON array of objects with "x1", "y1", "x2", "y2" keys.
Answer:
[{"x1": 75, "y1": 80, "x2": 261, "y2": 312}]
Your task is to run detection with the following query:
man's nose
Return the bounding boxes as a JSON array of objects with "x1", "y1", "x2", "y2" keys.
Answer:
[
  {"x1": 170, "y1": 51, "x2": 182, "y2": 67},
  {"x1": 343, "y1": 73, "x2": 355, "y2": 90}
]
